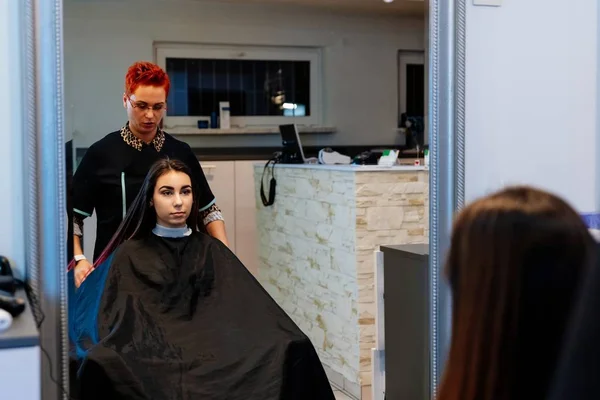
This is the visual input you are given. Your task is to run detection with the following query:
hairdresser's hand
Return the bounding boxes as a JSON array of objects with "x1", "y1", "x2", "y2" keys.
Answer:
[{"x1": 74, "y1": 260, "x2": 93, "y2": 288}]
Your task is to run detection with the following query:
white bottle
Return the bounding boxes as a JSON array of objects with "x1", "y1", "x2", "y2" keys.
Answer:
[
  {"x1": 219, "y1": 102, "x2": 231, "y2": 129},
  {"x1": 424, "y1": 149, "x2": 430, "y2": 167}
]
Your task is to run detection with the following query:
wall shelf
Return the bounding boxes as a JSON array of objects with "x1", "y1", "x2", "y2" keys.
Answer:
[{"x1": 165, "y1": 126, "x2": 336, "y2": 135}]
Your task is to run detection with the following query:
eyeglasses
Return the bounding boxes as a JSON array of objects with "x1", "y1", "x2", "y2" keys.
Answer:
[{"x1": 127, "y1": 96, "x2": 167, "y2": 113}]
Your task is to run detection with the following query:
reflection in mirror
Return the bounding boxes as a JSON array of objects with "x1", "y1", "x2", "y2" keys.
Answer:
[{"x1": 63, "y1": 0, "x2": 462, "y2": 399}]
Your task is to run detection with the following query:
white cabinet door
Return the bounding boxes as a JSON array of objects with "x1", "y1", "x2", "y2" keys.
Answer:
[
  {"x1": 233, "y1": 160, "x2": 266, "y2": 276},
  {"x1": 0, "y1": 347, "x2": 40, "y2": 400},
  {"x1": 201, "y1": 161, "x2": 236, "y2": 252}
]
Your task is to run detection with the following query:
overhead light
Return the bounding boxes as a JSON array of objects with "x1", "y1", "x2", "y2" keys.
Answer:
[{"x1": 383, "y1": 0, "x2": 394, "y2": 3}]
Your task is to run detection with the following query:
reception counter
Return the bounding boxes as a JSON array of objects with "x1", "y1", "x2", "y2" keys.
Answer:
[{"x1": 253, "y1": 163, "x2": 429, "y2": 398}]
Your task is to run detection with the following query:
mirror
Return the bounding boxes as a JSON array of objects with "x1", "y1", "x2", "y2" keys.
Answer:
[{"x1": 19, "y1": 0, "x2": 465, "y2": 398}]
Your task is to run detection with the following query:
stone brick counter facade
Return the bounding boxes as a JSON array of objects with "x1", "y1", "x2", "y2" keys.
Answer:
[{"x1": 254, "y1": 165, "x2": 429, "y2": 398}]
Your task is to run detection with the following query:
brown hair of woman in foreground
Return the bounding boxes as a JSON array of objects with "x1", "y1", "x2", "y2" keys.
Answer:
[{"x1": 437, "y1": 186, "x2": 596, "y2": 400}]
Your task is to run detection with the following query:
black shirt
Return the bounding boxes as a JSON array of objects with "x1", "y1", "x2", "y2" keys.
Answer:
[{"x1": 72, "y1": 128, "x2": 215, "y2": 261}]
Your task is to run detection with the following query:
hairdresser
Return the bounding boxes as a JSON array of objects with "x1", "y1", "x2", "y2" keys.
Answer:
[{"x1": 71, "y1": 61, "x2": 228, "y2": 287}]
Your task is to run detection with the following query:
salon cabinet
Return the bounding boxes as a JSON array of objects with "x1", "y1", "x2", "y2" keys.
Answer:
[
  {"x1": 0, "y1": 291, "x2": 41, "y2": 400},
  {"x1": 200, "y1": 160, "x2": 266, "y2": 276}
]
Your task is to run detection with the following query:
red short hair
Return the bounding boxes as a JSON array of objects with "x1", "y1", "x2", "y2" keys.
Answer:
[{"x1": 124, "y1": 61, "x2": 171, "y2": 98}]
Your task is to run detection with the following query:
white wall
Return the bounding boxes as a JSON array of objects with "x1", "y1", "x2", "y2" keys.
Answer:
[
  {"x1": 465, "y1": 0, "x2": 599, "y2": 213},
  {"x1": 63, "y1": 0, "x2": 424, "y2": 149},
  {"x1": 0, "y1": 0, "x2": 25, "y2": 278}
]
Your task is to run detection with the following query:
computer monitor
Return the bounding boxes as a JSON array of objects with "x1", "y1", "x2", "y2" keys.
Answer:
[{"x1": 279, "y1": 124, "x2": 306, "y2": 164}]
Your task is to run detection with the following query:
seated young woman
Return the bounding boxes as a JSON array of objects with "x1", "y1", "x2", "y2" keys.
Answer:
[
  {"x1": 437, "y1": 186, "x2": 596, "y2": 400},
  {"x1": 68, "y1": 158, "x2": 335, "y2": 400}
]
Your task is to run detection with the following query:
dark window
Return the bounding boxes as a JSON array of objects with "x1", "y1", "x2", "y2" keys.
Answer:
[
  {"x1": 405, "y1": 64, "x2": 424, "y2": 117},
  {"x1": 166, "y1": 58, "x2": 311, "y2": 117}
]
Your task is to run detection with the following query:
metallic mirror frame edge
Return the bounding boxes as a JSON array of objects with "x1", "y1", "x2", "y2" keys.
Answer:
[{"x1": 21, "y1": 0, "x2": 69, "y2": 399}]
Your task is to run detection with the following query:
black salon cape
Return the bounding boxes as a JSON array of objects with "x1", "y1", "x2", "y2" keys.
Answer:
[{"x1": 69, "y1": 232, "x2": 335, "y2": 400}]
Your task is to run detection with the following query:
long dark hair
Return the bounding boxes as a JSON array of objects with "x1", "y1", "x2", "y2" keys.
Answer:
[
  {"x1": 93, "y1": 158, "x2": 200, "y2": 268},
  {"x1": 438, "y1": 186, "x2": 595, "y2": 400}
]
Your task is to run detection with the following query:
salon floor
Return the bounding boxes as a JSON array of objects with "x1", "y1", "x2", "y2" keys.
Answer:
[{"x1": 333, "y1": 389, "x2": 353, "y2": 400}]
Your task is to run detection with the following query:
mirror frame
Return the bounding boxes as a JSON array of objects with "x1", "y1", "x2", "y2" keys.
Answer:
[
  {"x1": 428, "y1": 0, "x2": 466, "y2": 397},
  {"x1": 19, "y1": 0, "x2": 466, "y2": 399},
  {"x1": 20, "y1": 1, "x2": 69, "y2": 399}
]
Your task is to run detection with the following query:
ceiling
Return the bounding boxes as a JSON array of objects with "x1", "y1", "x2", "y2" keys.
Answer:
[
  {"x1": 192, "y1": 0, "x2": 427, "y2": 17},
  {"x1": 69, "y1": 0, "x2": 427, "y2": 17}
]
